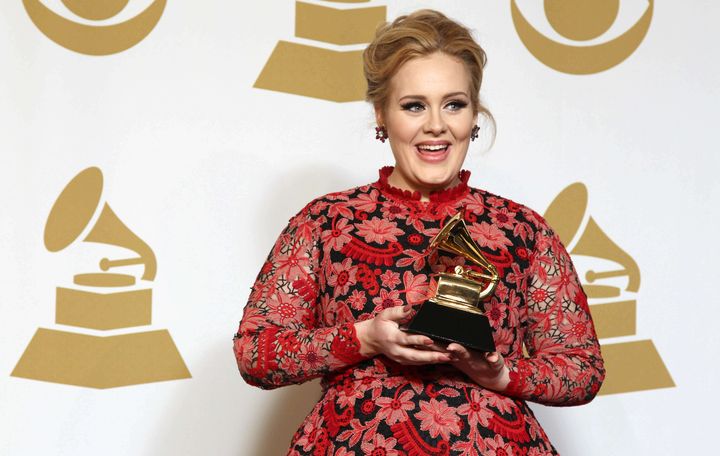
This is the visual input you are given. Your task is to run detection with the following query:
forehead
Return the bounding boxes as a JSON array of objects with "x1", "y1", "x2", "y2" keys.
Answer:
[{"x1": 389, "y1": 52, "x2": 471, "y2": 99}]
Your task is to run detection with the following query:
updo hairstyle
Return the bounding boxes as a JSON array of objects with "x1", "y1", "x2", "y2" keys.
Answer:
[{"x1": 363, "y1": 9, "x2": 493, "y2": 125}]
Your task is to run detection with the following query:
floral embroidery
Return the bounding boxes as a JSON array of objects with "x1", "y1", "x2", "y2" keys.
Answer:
[
  {"x1": 234, "y1": 167, "x2": 604, "y2": 455},
  {"x1": 416, "y1": 398, "x2": 462, "y2": 441},
  {"x1": 468, "y1": 222, "x2": 513, "y2": 251},
  {"x1": 355, "y1": 217, "x2": 405, "y2": 244}
]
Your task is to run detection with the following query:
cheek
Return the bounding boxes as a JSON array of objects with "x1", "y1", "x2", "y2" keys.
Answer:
[
  {"x1": 449, "y1": 116, "x2": 476, "y2": 140},
  {"x1": 390, "y1": 119, "x2": 422, "y2": 145},
  {"x1": 384, "y1": 109, "x2": 423, "y2": 144}
]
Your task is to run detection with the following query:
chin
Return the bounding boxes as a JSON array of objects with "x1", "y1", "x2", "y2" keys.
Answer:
[
  {"x1": 409, "y1": 155, "x2": 466, "y2": 189},
  {"x1": 414, "y1": 169, "x2": 459, "y2": 189}
]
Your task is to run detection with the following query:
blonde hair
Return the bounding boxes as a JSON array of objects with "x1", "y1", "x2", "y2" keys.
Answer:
[{"x1": 363, "y1": 9, "x2": 493, "y2": 126}]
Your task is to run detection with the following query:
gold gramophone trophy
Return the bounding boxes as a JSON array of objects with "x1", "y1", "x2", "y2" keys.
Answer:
[{"x1": 405, "y1": 212, "x2": 499, "y2": 352}]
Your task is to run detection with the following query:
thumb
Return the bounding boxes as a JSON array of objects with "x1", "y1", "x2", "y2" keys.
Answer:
[
  {"x1": 484, "y1": 351, "x2": 501, "y2": 364},
  {"x1": 446, "y1": 343, "x2": 471, "y2": 360}
]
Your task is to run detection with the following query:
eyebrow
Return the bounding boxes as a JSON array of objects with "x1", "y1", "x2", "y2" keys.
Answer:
[{"x1": 398, "y1": 91, "x2": 469, "y2": 102}]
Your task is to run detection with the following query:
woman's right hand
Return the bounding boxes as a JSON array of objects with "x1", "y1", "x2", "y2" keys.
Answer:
[{"x1": 354, "y1": 305, "x2": 452, "y2": 365}]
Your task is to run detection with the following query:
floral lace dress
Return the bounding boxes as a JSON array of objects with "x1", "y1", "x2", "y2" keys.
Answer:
[{"x1": 234, "y1": 167, "x2": 605, "y2": 456}]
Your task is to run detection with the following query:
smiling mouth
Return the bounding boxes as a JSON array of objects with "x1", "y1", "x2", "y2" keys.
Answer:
[
  {"x1": 416, "y1": 143, "x2": 451, "y2": 162},
  {"x1": 417, "y1": 144, "x2": 449, "y2": 152}
]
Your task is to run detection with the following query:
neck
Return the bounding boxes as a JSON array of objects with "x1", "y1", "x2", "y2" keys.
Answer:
[{"x1": 387, "y1": 168, "x2": 461, "y2": 202}]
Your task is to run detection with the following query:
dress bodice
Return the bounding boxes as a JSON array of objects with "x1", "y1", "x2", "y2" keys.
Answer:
[{"x1": 234, "y1": 168, "x2": 604, "y2": 455}]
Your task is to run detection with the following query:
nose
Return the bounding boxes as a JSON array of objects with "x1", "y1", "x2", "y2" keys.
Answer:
[{"x1": 424, "y1": 107, "x2": 447, "y2": 136}]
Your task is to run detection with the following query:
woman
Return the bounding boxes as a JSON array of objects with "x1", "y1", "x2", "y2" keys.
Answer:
[{"x1": 234, "y1": 9, "x2": 604, "y2": 455}]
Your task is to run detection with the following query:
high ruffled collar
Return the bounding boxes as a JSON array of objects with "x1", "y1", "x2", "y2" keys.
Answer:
[{"x1": 375, "y1": 166, "x2": 471, "y2": 203}]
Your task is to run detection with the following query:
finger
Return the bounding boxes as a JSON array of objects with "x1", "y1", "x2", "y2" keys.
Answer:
[
  {"x1": 381, "y1": 305, "x2": 411, "y2": 322},
  {"x1": 446, "y1": 343, "x2": 471, "y2": 359},
  {"x1": 398, "y1": 312, "x2": 414, "y2": 326},
  {"x1": 485, "y1": 352, "x2": 501, "y2": 364},
  {"x1": 393, "y1": 347, "x2": 452, "y2": 365},
  {"x1": 424, "y1": 342, "x2": 450, "y2": 352},
  {"x1": 484, "y1": 352, "x2": 504, "y2": 368},
  {"x1": 401, "y1": 334, "x2": 434, "y2": 347},
  {"x1": 391, "y1": 345, "x2": 449, "y2": 362}
]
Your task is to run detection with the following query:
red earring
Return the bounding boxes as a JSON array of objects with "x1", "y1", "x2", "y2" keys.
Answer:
[{"x1": 375, "y1": 126, "x2": 388, "y2": 143}]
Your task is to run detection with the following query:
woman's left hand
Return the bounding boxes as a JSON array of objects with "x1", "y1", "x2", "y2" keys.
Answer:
[{"x1": 446, "y1": 343, "x2": 510, "y2": 392}]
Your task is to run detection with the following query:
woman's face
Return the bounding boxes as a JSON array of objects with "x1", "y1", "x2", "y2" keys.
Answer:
[{"x1": 376, "y1": 52, "x2": 477, "y2": 197}]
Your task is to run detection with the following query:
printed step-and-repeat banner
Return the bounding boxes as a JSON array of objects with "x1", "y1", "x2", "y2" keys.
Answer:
[{"x1": 1, "y1": 1, "x2": 718, "y2": 454}]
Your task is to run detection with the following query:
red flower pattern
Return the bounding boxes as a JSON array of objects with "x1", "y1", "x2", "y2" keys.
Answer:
[
  {"x1": 322, "y1": 217, "x2": 354, "y2": 252},
  {"x1": 457, "y1": 388, "x2": 494, "y2": 429},
  {"x1": 328, "y1": 258, "x2": 358, "y2": 298},
  {"x1": 376, "y1": 388, "x2": 416, "y2": 425},
  {"x1": 468, "y1": 222, "x2": 513, "y2": 251},
  {"x1": 489, "y1": 207, "x2": 517, "y2": 230},
  {"x1": 360, "y1": 434, "x2": 401, "y2": 456},
  {"x1": 416, "y1": 398, "x2": 462, "y2": 441},
  {"x1": 372, "y1": 289, "x2": 403, "y2": 311},
  {"x1": 347, "y1": 290, "x2": 368, "y2": 311},
  {"x1": 234, "y1": 168, "x2": 604, "y2": 455},
  {"x1": 356, "y1": 217, "x2": 404, "y2": 244}
]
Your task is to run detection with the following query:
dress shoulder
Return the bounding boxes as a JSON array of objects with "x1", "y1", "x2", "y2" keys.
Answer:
[
  {"x1": 292, "y1": 183, "x2": 376, "y2": 220},
  {"x1": 466, "y1": 186, "x2": 555, "y2": 239}
]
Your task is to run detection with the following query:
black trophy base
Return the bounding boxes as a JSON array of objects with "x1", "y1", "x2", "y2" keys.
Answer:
[{"x1": 404, "y1": 301, "x2": 496, "y2": 352}]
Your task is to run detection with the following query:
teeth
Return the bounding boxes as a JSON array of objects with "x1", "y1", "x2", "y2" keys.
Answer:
[{"x1": 417, "y1": 144, "x2": 448, "y2": 151}]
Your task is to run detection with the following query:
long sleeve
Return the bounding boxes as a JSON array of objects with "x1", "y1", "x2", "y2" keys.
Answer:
[
  {"x1": 233, "y1": 209, "x2": 366, "y2": 389},
  {"x1": 503, "y1": 215, "x2": 605, "y2": 406}
]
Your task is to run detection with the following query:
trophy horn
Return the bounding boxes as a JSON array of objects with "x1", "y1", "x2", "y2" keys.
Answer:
[{"x1": 430, "y1": 212, "x2": 499, "y2": 297}]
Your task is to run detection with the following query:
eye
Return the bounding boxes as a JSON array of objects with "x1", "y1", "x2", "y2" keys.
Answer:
[
  {"x1": 445, "y1": 100, "x2": 469, "y2": 111},
  {"x1": 400, "y1": 102, "x2": 425, "y2": 113}
]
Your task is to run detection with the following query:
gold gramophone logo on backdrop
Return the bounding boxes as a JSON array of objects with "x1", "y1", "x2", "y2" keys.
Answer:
[
  {"x1": 23, "y1": 0, "x2": 166, "y2": 55},
  {"x1": 254, "y1": 0, "x2": 386, "y2": 102},
  {"x1": 543, "y1": 183, "x2": 673, "y2": 395},
  {"x1": 11, "y1": 167, "x2": 190, "y2": 388},
  {"x1": 511, "y1": 0, "x2": 653, "y2": 74}
]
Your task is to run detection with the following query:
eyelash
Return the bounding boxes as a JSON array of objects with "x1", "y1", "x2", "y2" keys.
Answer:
[{"x1": 400, "y1": 100, "x2": 468, "y2": 112}]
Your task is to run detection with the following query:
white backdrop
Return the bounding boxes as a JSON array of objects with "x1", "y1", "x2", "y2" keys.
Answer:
[{"x1": 1, "y1": 1, "x2": 719, "y2": 454}]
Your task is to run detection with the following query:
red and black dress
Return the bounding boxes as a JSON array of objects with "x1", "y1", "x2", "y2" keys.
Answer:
[{"x1": 234, "y1": 167, "x2": 605, "y2": 455}]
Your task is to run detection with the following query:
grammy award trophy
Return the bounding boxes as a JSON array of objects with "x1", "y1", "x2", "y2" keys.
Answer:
[{"x1": 405, "y1": 212, "x2": 499, "y2": 352}]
